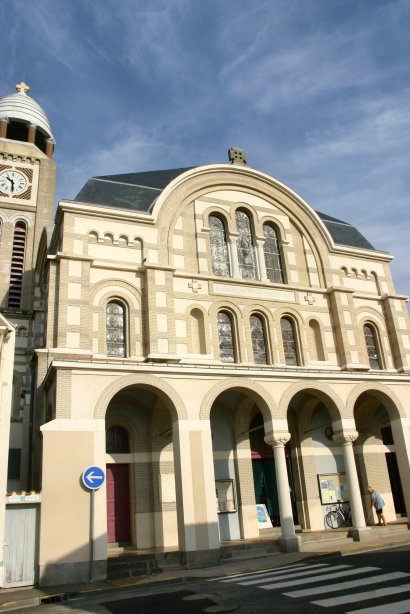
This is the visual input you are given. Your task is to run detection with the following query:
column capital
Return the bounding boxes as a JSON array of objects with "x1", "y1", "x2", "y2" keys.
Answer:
[
  {"x1": 333, "y1": 430, "x2": 358, "y2": 444},
  {"x1": 264, "y1": 431, "x2": 291, "y2": 447}
]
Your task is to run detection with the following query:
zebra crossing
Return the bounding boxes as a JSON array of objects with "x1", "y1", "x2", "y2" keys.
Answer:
[{"x1": 210, "y1": 561, "x2": 410, "y2": 612}]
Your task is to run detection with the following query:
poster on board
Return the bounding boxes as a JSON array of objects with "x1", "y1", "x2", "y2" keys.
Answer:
[
  {"x1": 256, "y1": 503, "x2": 273, "y2": 528},
  {"x1": 318, "y1": 473, "x2": 349, "y2": 503}
]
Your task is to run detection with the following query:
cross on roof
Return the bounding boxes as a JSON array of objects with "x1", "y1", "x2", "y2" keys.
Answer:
[{"x1": 16, "y1": 82, "x2": 30, "y2": 95}]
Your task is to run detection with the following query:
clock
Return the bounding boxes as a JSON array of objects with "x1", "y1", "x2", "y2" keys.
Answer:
[{"x1": 0, "y1": 170, "x2": 28, "y2": 195}]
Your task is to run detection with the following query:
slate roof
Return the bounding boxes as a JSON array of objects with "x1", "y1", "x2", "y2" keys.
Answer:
[{"x1": 74, "y1": 167, "x2": 375, "y2": 251}]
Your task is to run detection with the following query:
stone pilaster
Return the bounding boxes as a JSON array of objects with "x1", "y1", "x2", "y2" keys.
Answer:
[
  {"x1": 172, "y1": 420, "x2": 220, "y2": 567},
  {"x1": 143, "y1": 264, "x2": 178, "y2": 360},
  {"x1": 381, "y1": 294, "x2": 410, "y2": 372},
  {"x1": 327, "y1": 287, "x2": 368, "y2": 369}
]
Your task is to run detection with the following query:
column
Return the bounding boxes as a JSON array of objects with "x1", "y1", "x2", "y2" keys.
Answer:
[
  {"x1": 390, "y1": 418, "x2": 410, "y2": 527},
  {"x1": 172, "y1": 419, "x2": 220, "y2": 567},
  {"x1": 333, "y1": 430, "x2": 370, "y2": 540},
  {"x1": 27, "y1": 122, "x2": 36, "y2": 144},
  {"x1": 265, "y1": 432, "x2": 301, "y2": 553},
  {"x1": 229, "y1": 236, "x2": 240, "y2": 278},
  {"x1": 45, "y1": 138, "x2": 54, "y2": 158},
  {"x1": 0, "y1": 118, "x2": 9, "y2": 138},
  {"x1": 256, "y1": 239, "x2": 268, "y2": 282}
]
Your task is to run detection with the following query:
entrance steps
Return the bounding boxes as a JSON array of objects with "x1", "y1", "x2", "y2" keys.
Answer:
[
  {"x1": 106, "y1": 521, "x2": 409, "y2": 580},
  {"x1": 107, "y1": 538, "x2": 282, "y2": 579},
  {"x1": 107, "y1": 547, "x2": 184, "y2": 579},
  {"x1": 220, "y1": 536, "x2": 281, "y2": 562},
  {"x1": 300, "y1": 519, "x2": 409, "y2": 552},
  {"x1": 299, "y1": 528, "x2": 354, "y2": 552}
]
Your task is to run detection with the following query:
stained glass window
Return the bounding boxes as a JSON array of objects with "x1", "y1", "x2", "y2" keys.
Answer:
[
  {"x1": 106, "y1": 301, "x2": 125, "y2": 357},
  {"x1": 217, "y1": 311, "x2": 235, "y2": 362},
  {"x1": 236, "y1": 210, "x2": 257, "y2": 279},
  {"x1": 263, "y1": 224, "x2": 284, "y2": 283},
  {"x1": 209, "y1": 215, "x2": 230, "y2": 277},
  {"x1": 281, "y1": 317, "x2": 298, "y2": 365},
  {"x1": 364, "y1": 324, "x2": 381, "y2": 369},
  {"x1": 250, "y1": 314, "x2": 268, "y2": 364}
]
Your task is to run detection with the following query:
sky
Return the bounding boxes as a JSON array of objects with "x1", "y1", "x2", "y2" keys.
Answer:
[{"x1": 1, "y1": 0, "x2": 409, "y2": 296}]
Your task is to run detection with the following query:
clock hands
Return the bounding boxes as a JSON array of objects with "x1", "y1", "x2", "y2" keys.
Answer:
[{"x1": 7, "y1": 176, "x2": 15, "y2": 192}]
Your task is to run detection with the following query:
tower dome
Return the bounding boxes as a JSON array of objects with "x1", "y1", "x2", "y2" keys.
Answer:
[{"x1": 0, "y1": 82, "x2": 55, "y2": 156}]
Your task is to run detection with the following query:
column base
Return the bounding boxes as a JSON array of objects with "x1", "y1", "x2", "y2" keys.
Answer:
[
  {"x1": 279, "y1": 535, "x2": 302, "y2": 553},
  {"x1": 349, "y1": 527, "x2": 373, "y2": 542}
]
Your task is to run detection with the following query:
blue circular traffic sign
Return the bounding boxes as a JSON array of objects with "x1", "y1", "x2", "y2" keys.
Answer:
[{"x1": 82, "y1": 466, "x2": 105, "y2": 490}]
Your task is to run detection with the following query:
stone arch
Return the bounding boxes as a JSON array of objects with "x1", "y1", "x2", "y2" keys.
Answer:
[
  {"x1": 258, "y1": 215, "x2": 287, "y2": 242},
  {"x1": 94, "y1": 373, "x2": 188, "y2": 421},
  {"x1": 278, "y1": 381, "x2": 345, "y2": 422},
  {"x1": 347, "y1": 383, "x2": 405, "y2": 421},
  {"x1": 203, "y1": 205, "x2": 234, "y2": 228},
  {"x1": 90, "y1": 278, "x2": 142, "y2": 307},
  {"x1": 200, "y1": 377, "x2": 278, "y2": 423}
]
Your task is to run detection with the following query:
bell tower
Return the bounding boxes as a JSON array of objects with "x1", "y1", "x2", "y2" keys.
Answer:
[{"x1": 0, "y1": 83, "x2": 56, "y2": 490}]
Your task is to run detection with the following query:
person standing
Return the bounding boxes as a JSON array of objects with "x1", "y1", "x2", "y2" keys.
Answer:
[{"x1": 368, "y1": 486, "x2": 386, "y2": 526}]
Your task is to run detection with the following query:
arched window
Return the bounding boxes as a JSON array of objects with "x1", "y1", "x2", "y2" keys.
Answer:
[
  {"x1": 281, "y1": 317, "x2": 299, "y2": 365},
  {"x1": 106, "y1": 425, "x2": 129, "y2": 453},
  {"x1": 8, "y1": 221, "x2": 27, "y2": 308},
  {"x1": 364, "y1": 324, "x2": 381, "y2": 369},
  {"x1": 217, "y1": 311, "x2": 235, "y2": 362},
  {"x1": 209, "y1": 215, "x2": 230, "y2": 277},
  {"x1": 236, "y1": 210, "x2": 257, "y2": 279},
  {"x1": 263, "y1": 223, "x2": 284, "y2": 283},
  {"x1": 250, "y1": 314, "x2": 268, "y2": 364},
  {"x1": 106, "y1": 301, "x2": 126, "y2": 357},
  {"x1": 189, "y1": 308, "x2": 206, "y2": 354},
  {"x1": 309, "y1": 320, "x2": 325, "y2": 361}
]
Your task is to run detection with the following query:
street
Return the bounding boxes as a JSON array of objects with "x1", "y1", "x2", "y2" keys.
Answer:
[{"x1": 12, "y1": 545, "x2": 410, "y2": 614}]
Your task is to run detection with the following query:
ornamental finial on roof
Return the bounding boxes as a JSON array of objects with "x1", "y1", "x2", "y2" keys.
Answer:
[
  {"x1": 228, "y1": 147, "x2": 247, "y2": 165},
  {"x1": 16, "y1": 82, "x2": 30, "y2": 95}
]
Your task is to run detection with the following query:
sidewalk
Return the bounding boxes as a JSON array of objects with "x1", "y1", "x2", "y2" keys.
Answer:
[{"x1": 1, "y1": 531, "x2": 409, "y2": 611}]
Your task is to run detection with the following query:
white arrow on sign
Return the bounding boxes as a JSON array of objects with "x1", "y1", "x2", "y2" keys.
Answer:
[{"x1": 86, "y1": 471, "x2": 103, "y2": 483}]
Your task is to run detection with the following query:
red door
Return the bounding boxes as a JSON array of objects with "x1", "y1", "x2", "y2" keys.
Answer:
[{"x1": 106, "y1": 464, "x2": 131, "y2": 543}]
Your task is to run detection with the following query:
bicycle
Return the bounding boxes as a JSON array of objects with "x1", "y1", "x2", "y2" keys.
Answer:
[{"x1": 324, "y1": 501, "x2": 352, "y2": 529}]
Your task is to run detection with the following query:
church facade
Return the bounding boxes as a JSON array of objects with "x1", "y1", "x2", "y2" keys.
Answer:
[{"x1": 1, "y1": 84, "x2": 410, "y2": 586}]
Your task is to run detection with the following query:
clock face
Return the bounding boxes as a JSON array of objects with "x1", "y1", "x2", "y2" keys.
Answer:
[{"x1": 0, "y1": 170, "x2": 28, "y2": 195}]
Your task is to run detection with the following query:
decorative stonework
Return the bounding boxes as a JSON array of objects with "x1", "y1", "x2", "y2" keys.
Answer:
[
  {"x1": 332, "y1": 430, "x2": 358, "y2": 444},
  {"x1": 264, "y1": 432, "x2": 291, "y2": 447},
  {"x1": 188, "y1": 280, "x2": 202, "y2": 293},
  {"x1": 304, "y1": 293, "x2": 316, "y2": 306}
]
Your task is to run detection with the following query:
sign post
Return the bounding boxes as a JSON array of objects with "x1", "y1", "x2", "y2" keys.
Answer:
[{"x1": 82, "y1": 466, "x2": 105, "y2": 582}]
